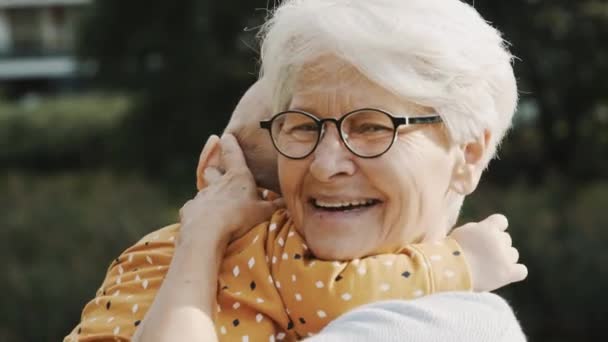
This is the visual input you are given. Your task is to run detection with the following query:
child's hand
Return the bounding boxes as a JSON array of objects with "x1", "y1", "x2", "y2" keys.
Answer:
[{"x1": 449, "y1": 214, "x2": 528, "y2": 292}]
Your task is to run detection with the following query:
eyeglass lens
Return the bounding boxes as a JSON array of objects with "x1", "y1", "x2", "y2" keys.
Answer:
[{"x1": 270, "y1": 109, "x2": 397, "y2": 158}]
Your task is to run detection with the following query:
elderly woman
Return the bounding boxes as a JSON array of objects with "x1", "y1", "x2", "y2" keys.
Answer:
[
  {"x1": 103, "y1": 0, "x2": 527, "y2": 341},
  {"x1": 256, "y1": 0, "x2": 519, "y2": 258}
]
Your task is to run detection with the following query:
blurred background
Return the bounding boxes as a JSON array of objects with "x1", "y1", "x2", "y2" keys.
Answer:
[{"x1": 0, "y1": 0, "x2": 606, "y2": 341}]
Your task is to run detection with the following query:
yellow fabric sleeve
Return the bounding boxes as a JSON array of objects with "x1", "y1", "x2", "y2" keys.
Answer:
[
  {"x1": 64, "y1": 224, "x2": 179, "y2": 342},
  {"x1": 65, "y1": 206, "x2": 471, "y2": 341},
  {"x1": 216, "y1": 209, "x2": 297, "y2": 341},
  {"x1": 264, "y1": 224, "x2": 472, "y2": 338},
  {"x1": 407, "y1": 238, "x2": 472, "y2": 293}
]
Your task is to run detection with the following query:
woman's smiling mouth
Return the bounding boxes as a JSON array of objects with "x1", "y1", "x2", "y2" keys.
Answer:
[{"x1": 310, "y1": 198, "x2": 382, "y2": 212}]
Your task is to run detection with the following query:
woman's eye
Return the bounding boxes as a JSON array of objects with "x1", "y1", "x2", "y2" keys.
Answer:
[
  {"x1": 355, "y1": 124, "x2": 392, "y2": 133},
  {"x1": 290, "y1": 124, "x2": 317, "y2": 132}
]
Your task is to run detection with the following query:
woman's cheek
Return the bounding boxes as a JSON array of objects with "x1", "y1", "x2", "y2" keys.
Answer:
[
  {"x1": 278, "y1": 160, "x2": 296, "y2": 203},
  {"x1": 278, "y1": 159, "x2": 307, "y2": 226}
]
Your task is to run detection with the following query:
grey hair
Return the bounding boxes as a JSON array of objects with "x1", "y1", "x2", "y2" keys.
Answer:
[{"x1": 259, "y1": 0, "x2": 518, "y2": 167}]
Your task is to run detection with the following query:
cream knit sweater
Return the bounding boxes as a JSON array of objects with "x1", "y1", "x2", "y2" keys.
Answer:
[{"x1": 306, "y1": 292, "x2": 526, "y2": 341}]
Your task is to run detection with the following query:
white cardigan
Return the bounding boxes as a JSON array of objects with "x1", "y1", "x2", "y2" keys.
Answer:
[{"x1": 306, "y1": 292, "x2": 526, "y2": 342}]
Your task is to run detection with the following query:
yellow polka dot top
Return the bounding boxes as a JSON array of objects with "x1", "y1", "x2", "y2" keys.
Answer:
[{"x1": 65, "y1": 196, "x2": 471, "y2": 341}]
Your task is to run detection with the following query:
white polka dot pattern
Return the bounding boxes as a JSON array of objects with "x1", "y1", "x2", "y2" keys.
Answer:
[{"x1": 66, "y1": 206, "x2": 472, "y2": 342}]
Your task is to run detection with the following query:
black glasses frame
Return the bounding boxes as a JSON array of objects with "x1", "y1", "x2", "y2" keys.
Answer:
[{"x1": 260, "y1": 108, "x2": 443, "y2": 160}]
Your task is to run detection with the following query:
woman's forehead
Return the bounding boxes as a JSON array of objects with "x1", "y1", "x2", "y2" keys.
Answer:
[{"x1": 290, "y1": 74, "x2": 432, "y2": 116}]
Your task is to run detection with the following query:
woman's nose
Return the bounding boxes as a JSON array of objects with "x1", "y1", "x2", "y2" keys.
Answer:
[{"x1": 309, "y1": 124, "x2": 356, "y2": 182}]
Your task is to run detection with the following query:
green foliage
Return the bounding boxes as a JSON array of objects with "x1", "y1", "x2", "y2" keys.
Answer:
[
  {"x1": 0, "y1": 0, "x2": 606, "y2": 341},
  {"x1": 0, "y1": 173, "x2": 605, "y2": 341},
  {"x1": 467, "y1": 0, "x2": 608, "y2": 182},
  {"x1": 462, "y1": 180, "x2": 608, "y2": 341},
  {"x1": 71, "y1": 0, "x2": 608, "y2": 184},
  {"x1": 0, "y1": 172, "x2": 175, "y2": 342},
  {"x1": 0, "y1": 94, "x2": 131, "y2": 169},
  {"x1": 77, "y1": 0, "x2": 270, "y2": 181}
]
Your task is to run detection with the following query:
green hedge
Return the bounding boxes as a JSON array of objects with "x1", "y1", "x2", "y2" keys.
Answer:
[
  {"x1": 0, "y1": 171, "x2": 175, "y2": 342},
  {"x1": 0, "y1": 94, "x2": 131, "y2": 168},
  {"x1": 462, "y1": 179, "x2": 608, "y2": 341},
  {"x1": 0, "y1": 172, "x2": 605, "y2": 341}
]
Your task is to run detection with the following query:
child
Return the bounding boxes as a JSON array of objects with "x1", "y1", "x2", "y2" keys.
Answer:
[{"x1": 66, "y1": 84, "x2": 519, "y2": 342}]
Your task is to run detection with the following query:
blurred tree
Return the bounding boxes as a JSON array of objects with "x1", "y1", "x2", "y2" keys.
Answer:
[
  {"x1": 78, "y1": 0, "x2": 270, "y2": 190},
  {"x1": 468, "y1": 0, "x2": 608, "y2": 183},
  {"x1": 0, "y1": 172, "x2": 175, "y2": 342},
  {"x1": 462, "y1": 180, "x2": 608, "y2": 341},
  {"x1": 78, "y1": 0, "x2": 608, "y2": 187},
  {"x1": 0, "y1": 1, "x2": 604, "y2": 341}
]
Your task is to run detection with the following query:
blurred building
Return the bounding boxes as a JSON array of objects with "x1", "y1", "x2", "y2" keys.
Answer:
[{"x1": 0, "y1": 0, "x2": 91, "y2": 98}]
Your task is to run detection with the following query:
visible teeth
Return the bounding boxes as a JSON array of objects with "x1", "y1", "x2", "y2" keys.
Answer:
[{"x1": 314, "y1": 199, "x2": 375, "y2": 208}]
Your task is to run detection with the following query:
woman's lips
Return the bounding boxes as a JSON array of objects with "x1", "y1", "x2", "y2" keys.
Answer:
[{"x1": 309, "y1": 198, "x2": 382, "y2": 212}]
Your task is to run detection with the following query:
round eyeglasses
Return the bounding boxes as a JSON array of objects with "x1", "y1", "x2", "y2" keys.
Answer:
[{"x1": 260, "y1": 108, "x2": 443, "y2": 159}]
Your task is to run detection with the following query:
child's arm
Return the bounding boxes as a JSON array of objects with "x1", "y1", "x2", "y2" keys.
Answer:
[
  {"x1": 392, "y1": 213, "x2": 527, "y2": 295},
  {"x1": 268, "y1": 214, "x2": 527, "y2": 337},
  {"x1": 332, "y1": 213, "x2": 527, "y2": 297},
  {"x1": 449, "y1": 214, "x2": 528, "y2": 292}
]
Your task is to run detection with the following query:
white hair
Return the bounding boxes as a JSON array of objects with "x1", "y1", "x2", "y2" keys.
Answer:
[{"x1": 259, "y1": 0, "x2": 518, "y2": 166}]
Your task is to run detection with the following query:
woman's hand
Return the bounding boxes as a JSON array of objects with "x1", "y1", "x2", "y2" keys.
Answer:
[
  {"x1": 133, "y1": 134, "x2": 281, "y2": 342},
  {"x1": 178, "y1": 134, "x2": 282, "y2": 250},
  {"x1": 449, "y1": 214, "x2": 528, "y2": 292}
]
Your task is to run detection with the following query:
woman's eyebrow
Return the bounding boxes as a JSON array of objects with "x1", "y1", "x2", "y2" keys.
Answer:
[{"x1": 289, "y1": 106, "x2": 319, "y2": 115}]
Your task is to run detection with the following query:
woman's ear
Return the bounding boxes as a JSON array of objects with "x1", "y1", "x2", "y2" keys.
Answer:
[
  {"x1": 196, "y1": 135, "x2": 221, "y2": 191},
  {"x1": 450, "y1": 130, "x2": 491, "y2": 195}
]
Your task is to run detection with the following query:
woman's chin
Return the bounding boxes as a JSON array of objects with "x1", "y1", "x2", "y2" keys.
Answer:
[
  {"x1": 308, "y1": 245, "x2": 360, "y2": 261},
  {"x1": 304, "y1": 230, "x2": 404, "y2": 261},
  {"x1": 304, "y1": 237, "x2": 374, "y2": 261}
]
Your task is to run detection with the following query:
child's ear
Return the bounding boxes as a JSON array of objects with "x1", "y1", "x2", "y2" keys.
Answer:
[
  {"x1": 196, "y1": 135, "x2": 221, "y2": 191},
  {"x1": 450, "y1": 130, "x2": 491, "y2": 195}
]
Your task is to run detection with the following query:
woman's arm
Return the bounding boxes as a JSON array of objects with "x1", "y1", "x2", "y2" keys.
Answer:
[
  {"x1": 131, "y1": 219, "x2": 225, "y2": 342},
  {"x1": 133, "y1": 135, "x2": 280, "y2": 342}
]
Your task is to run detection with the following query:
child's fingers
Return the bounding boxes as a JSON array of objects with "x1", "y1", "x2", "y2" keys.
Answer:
[
  {"x1": 509, "y1": 247, "x2": 519, "y2": 263},
  {"x1": 510, "y1": 263, "x2": 528, "y2": 283},
  {"x1": 501, "y1": 232, "x2": 513, "y2": 247},
  {"x1": 484, "y1": 214, "x2": 509, "y2": 231}
]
